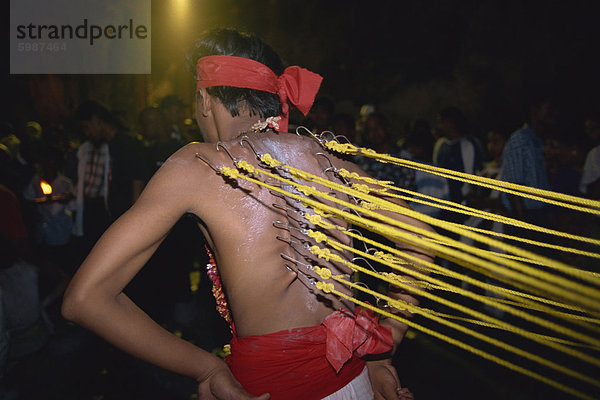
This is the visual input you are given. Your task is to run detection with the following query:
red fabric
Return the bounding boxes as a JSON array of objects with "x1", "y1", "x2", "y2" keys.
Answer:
[
  {"x1": 226, "y1": 307, "x2": 392, "y2": 400},
  {"x1": 322, "y1": 308, "x2": 394, "y2": 373},
  {"x1": 196, "y1": 55, "x2": 323, "y2": 132}
]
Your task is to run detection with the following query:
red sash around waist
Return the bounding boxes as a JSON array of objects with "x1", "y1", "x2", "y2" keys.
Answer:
[{"x1": 226, "y1": 307, "x2": 393, "y2": 400}]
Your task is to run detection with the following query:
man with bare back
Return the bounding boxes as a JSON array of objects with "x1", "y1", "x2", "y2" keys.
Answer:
[{"x1": 62, "y1": 28, "x2": 431, "y2": 399}]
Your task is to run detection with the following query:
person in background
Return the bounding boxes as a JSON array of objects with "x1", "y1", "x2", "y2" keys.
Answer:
[
  {"x1": 460, "y1": 128, "x2": 508, "y2": 314},
  {"x1": 355, "y1": 113, "x2": 415, "y2": 191},
  {"x1": 23, "y1": 145, "x2": 75, "y2": 330},
  {"x1": 402, "y1": 127, "x2": 450, "y2": 219},
  {"x1": 309, "y1": 97, "x2": 335, "y2": 134},
  {"x1": 69, "y1": 101, "x2": 145, "y2": 266},
  {"x1": 139, "y1": 106, "x2": 182, "y2": 177},
  {"x1": 580, "y1": 115, "x2": 600, "y2": 200},
  {"x1": 501, "y1": 95, "x2": 555, "y2": 225},
  {"x1": 160, "y1": 95, "x2": 189, "y2": 145},
  {"x1": 331, "y1": 113, "x2": 358, "y2": 144},
  {"x1": 435, "y1": 107, "x2": 483, "y2": 211}
]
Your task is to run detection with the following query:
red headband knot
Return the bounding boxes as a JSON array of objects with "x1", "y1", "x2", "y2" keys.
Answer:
[{"x1": 196, "y1": 55, "x2": 323, "y2": 132}]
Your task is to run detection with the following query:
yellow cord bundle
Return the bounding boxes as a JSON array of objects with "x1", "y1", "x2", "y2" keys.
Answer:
[{"x1": 214, "y1": 140, "x2": 600, "y2": 399}]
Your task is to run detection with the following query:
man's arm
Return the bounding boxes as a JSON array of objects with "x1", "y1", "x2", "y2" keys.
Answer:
[
  {"x1": 131, "y1": 178, "x2": 144, "y2": 203},
  {"x1": 62, "y1": 146, "x2": 268, "y2": 400}
]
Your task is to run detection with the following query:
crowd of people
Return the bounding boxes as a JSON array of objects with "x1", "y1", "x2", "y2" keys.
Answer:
[
  {"x1": 0, "y1": 95, "x2": 224, "y2": 397},
  {"x1": 1, "y1": 31, "x2": 599, "y2": 397}
]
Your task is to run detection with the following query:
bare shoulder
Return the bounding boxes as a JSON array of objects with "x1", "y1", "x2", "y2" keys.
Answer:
[
  {"x1": 137, "y1": 142, "x2": 220, "y2": 213},
  {"x1": 151, "y1": 142, "x2": 217, "y2": 180},
  {"x1": 161, "y1": 141, "x2": 211, "y2": 170}
]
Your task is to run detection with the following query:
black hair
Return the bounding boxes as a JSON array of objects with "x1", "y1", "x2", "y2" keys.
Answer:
[
  {"x1": 487, "y1": 126, "x2": 510, "y2": 140},
  {"x1": 186, "y1": 28, "x2": 285, "y2": 118},
  {"x1": 367, "y1": 112, "x2": 390, "y2": 129},
  {"x1": 405, "y1": 130, "x2": 434, "y2": 153},
  {"x1": 527, "y1": 86, "x2": 556, "y2": 110},
  {"x1": 439, "y1": 107, "x2": 469, "y2": 134},
  {"x1": 75, "y1": 100, "x2": 116, "y2": 126}
]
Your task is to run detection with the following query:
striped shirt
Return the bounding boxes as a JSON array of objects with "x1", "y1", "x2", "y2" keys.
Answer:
[{"x1": 501, "y1": 124, "x2": 549, "y2": 211}]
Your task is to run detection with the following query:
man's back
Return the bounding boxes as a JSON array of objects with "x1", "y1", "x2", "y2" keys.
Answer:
[
  {"x1": 164, "y1": 131, "x2": 356, "y2": 338},
  {"x1": 501, "y1": 125, "x2": 549, "y2": 212},
  {"x1": 63, "y1": 28, "x2": 421, "y2": 399}
]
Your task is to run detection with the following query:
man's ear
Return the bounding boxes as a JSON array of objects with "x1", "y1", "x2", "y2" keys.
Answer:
[{"x1": 197, "y1": 88, "x2": 211, "y2": 117}]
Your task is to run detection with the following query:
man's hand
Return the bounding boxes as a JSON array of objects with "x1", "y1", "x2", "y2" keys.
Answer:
[
  {"x1": 197, "y1": 362, "x2": 270, "y2": 400},
  {"x1": 367, "y1": 359, "x2": 414, "y2": 400}
]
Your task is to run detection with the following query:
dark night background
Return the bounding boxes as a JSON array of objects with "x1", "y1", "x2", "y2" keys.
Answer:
[
  {"x1": 5, "y1": 0, "x2": 600, "y2": 137},
  {"x1": 3, "y1": 1, "x2": 600, "y2": 399}
]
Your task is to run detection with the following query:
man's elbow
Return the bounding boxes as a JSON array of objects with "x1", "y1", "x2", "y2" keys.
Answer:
[{"x1": 61, "y1": 287, "x2": 91, "y2": 324}]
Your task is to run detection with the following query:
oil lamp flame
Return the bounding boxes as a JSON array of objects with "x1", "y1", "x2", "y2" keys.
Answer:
[{"x1": 40, "y1": 179, "x2": 52, "y2": 195}]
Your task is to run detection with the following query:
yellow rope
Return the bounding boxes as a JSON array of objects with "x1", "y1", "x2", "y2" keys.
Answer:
[
  {"x1": 335, "y1": 275, "x2": 600, "y2": 351},
  {"x1": 268, "y1": 178, "x2": 600, "y2": 350},
  {"x1": 214, "y1": 155, "x2": 600, "y2": 399},
  {"x1": 347, "y1": 172, "x2": 600, "y2": 255},
  {"x1": 323, "y1": 217, "x2": 600, "y2": 336},
  {"x1": 226, "y1": 163, "x2": 600, "y2": 315},
  {"x1": 249, "y1": 157, "x2": 600, "y2": 300},
  {"x1": 415, "y1": 311, "x2": 600, "y2": 349},
  {"x1": 326, "y1": 270, "x2": 600, "y2": 383},
  {"x1": 325, "y1": 141, "x2": 600, "y2": 212},
  {"x1": 309, "y1": 192, "x2": 600, "y2": 340},
  {"x1": 441, "y1": 221, "x2": 600, "y2": 264},
  {"x1": 312, "y1": 276, "x2": 597, "y2": 400},
  {"x1": 384, "y1": 267, "x2": 600, "y2": 328},
  {"x1": 259, "y1": 156, "x2": 600, "y2": 286},
  {"x1": 309, "y1": 236, "x2": 600, "y2": 355}
]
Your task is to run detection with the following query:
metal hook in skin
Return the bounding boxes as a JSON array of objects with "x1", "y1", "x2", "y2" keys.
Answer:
[
  {"x1": 314, "y1": 152, "x2": 358, "y2": 201},
  {"x1": 342, "y1": 207, "x2": 365, "y2": 221},
  {"x1": 272, "y1": 202, "x2": 306, "y2": 217},
  {"x1": 334, "y1": 134, "x2": 352, "y2": 144},
  {"x1": 273, "y1": 221, "x2": 309, "y2": 236},
  {"x1": 280, "y1": 253, "x2": 315, "y2": 272},
  {"x1": 346, "y1": 228, "x2": 371, "y2": 254},
  {"x1": 346, "y1": 226, "x2": 382, "y2": 254},
  {"x1": 315, "y1": 152, "x2": 356, "y2": 189},
  {"x1": 352, "y1": 281, "x2": 388, "y2": 308},
  {"x1": 276, "y1": 234, "x2": 311, "y2": 250},
  {"x1": 296, "y1": 126, "x2": 326, "y2": 148},
  {"x1": 269, "y1": 189, "x2": 283, "y2": 199},
  {"x1": 315, "y1": 152, "x2": 336, "y2": 172},
  {"x1": 284, "y1": 263, "x2": 318, "y2": 286},
  {"x1": 272, "y1": 204, "x2": 309, "y2": 229},
  {"x1": 318, "y1": 130, "x2": 337, "y2": 143},
  {"x1": 264, "y1": 177, "x2": 282, "y2": 187},
  {"x1": 269, "y1": 189, "x2": 301, "y2": 203},
  {"x1": 351, "y1": 256, "x2": 379, "y2": 274},
  {"x1": 195, "y1": 153, "x2": 221, "y2": 174},
  {"x1": 216, "y1": 142, "x2": 240, "y2": 167},
  {"x1": 239, "y1": 135, "x2": 265, "y2": 162}
]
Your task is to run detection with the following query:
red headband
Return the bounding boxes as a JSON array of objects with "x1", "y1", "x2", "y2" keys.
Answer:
[{"x1": 196, "y1": 55, "x2": 323, "y2": 132}]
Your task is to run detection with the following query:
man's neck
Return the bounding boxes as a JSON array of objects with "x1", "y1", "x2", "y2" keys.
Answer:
[{"x1": 216, "y1": 113, "x2": 266, "y2": 141}]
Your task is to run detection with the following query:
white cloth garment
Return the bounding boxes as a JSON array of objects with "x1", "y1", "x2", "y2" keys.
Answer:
[{"x1": 321, "y1": 366, "x2": 374, "y2": 400}]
